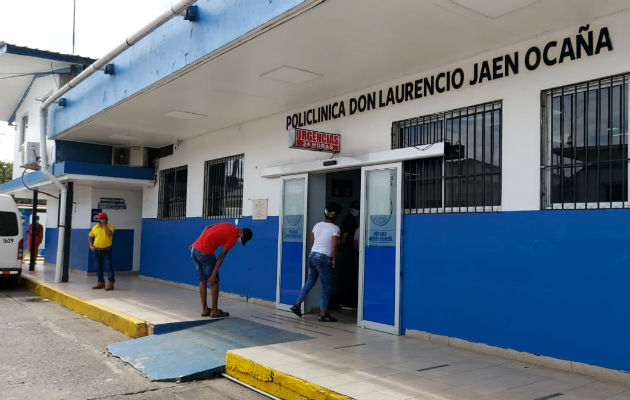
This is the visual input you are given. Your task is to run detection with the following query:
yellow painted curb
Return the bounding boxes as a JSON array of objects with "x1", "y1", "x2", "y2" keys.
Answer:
[
  {"x1": 225, "y1": 352, "x2": 352, "y2": 400},
  {"x1": 22, "y1": 276, "x2": 148, "y2": 338}
]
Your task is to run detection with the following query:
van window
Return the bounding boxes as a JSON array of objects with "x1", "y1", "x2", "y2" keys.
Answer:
[{"x1": 0, "y1": 212, "x2": 19, "y2": 236}]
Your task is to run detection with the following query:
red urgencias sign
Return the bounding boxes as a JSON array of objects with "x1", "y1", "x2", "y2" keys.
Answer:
[{"x1": 289, "y1": 128, "x2": 340, "y2": 153}]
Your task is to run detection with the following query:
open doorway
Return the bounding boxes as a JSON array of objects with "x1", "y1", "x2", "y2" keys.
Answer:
[{"x1": 304, "y1": 169, "x2": 361, "y2": 324}]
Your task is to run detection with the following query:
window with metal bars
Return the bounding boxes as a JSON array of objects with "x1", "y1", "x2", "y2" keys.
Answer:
[
  {"x1": 541, "y1": 73, "x2": 629, "y2": 209},
  {"x1": 203, "y1": 154, "x2": 244, "y2": 219},
  {"x1": 393, "y1": 101, "x2": 502, "y2": 214},
  {"x1": 158, "y1": 166, "x2": 187, "y2": 220}
]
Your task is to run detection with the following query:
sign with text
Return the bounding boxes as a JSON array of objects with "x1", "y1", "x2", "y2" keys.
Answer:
[
  {"x1": 282, "y1": 214, "x2": 304, "y2": 243},
  {"x1": 368, "y1": 214, "x2": 396, "y2": 247},
  {"x1": 286, "y1": 24, "x2": 614, "y2": 130},
  {"x1": 98, "y1": 197, "x2": 126, "y2": 210},
  {"x1": 289, "y1": 128, "x2": 340, "y2": 153},
  {"x1": 252, "y1": 199, "x2": 268, "y2": 220}
]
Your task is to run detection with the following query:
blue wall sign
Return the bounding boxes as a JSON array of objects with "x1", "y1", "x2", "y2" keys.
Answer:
[
  {"x1": 282, "y1": 215, "x2": 303, "y2": 243},
  {"x1": 368, "y1": 214, "x2": 395, "y2": 247},
  {"x1": 91, "y1": 209, "x2": 102, "y2": 223}
]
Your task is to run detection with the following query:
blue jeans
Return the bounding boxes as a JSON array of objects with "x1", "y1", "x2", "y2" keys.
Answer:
[
  {"x1": 191, "y1": 248, "x2": 218, "y2": 282},
  {"x1": 297, "y1": 252, "x2": 332, "y2": 312},
  {"x1": 94, "y1": 248, "x2": 114, "y2": 283}
]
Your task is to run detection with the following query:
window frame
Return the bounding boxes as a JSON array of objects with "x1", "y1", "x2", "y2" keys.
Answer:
[
  {"x1": 540, "y1": 73, "x2": 629, "y2": 210},
  {"x1": 19, "y1": 113, "x2": 28, "y2": 148},
  {"x1": 157, "y1": 165, "x2": 188, "y2": 220},
  {"x1": 393, "y1": 101, "x2": 502, "y2": 214},
  {"x1": 202, "y1": 154, "x2": 244, "y2": 220}
]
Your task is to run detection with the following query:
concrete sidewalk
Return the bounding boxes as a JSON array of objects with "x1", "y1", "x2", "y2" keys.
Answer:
[{"x1": 22, "y1": 264, "x2": 629, "y2": 400}]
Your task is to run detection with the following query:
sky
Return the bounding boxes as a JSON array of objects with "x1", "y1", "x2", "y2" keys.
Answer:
[{"x1": 0, "y1": 0, "x2": 174, "y2": 161}]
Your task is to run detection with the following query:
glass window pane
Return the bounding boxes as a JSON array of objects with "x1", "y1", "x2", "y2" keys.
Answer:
[{"x1": 282, "y1": 178, "x2": 305, "y2": 243}]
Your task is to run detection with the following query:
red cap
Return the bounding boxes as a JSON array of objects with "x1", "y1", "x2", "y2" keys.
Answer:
[{"x1": 97, "y1": 212, "x2": 108, "y2": 219}]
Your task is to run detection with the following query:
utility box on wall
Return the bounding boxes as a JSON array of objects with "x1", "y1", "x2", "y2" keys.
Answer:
[{"x1": 20, "y1": 141, "x2": 40, "y2": 170}]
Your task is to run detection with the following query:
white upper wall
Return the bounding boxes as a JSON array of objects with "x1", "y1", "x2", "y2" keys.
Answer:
[
  {"x1": 11, "y1": 74, "x2": 59, "y2": 179},
  {"x1": 143, "y1": 13, "x2": 630, "y2": 218}
]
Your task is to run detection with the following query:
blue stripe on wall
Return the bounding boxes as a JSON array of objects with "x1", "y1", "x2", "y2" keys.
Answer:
[
  {"x1": 401, "y1": 209, "x2": 630, "y2": 372},
  {"x1": 0, "y1": 161, "x2": 153, "y2": 193},
  {"x1": 45, "y1": 227, "x2": 134, "y2": 272},
  {"x1": 140, "y1": 217, "x2": 278, "y2": 302}
]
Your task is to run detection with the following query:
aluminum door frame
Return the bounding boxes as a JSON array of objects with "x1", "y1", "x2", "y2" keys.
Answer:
[
  {"x1": 358, "y1": 162, "x2": 402, "y2": 334},
  {"x1": 275, "y1": 173, "x2": 309, "y2": 311}
]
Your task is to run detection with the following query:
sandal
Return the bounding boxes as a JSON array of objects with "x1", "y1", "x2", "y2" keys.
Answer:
[
  {"x1": 201, "y1": 310, "x2": 211, "y2": 317},
  {"x1": 210, "y1": 309, "x2": 229, "y2": 318}
]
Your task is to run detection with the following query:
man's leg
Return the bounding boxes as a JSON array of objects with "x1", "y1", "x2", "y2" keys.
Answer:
[
  {"x1": 199, "y1": 280, "x2": 209, "y2": 314},
  {"x1": 209, "y1": 276, "x2": 219, "y2": 314},
  {"x1": 104, "y1": 250, "x2": 115, "y2": 283},
  {"x1": 92, "y1": 251, "x2": 105, "y2": 289}
]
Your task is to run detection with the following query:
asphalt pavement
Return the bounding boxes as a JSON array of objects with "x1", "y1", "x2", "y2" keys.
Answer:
[{"x1": 0, "y1": 284, "x2": 267, "y2": 400}]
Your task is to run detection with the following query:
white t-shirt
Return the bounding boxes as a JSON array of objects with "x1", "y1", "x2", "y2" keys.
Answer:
[
  {"x1": 311, "y1": 221, "x2": 340, "y2": 257},
  {"x1": 353, "y1": 227, "x2": 360, "y2": 243}
]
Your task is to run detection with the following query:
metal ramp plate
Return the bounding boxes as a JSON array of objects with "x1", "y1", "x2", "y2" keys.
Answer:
[{"x1": 108, "y1": 317, "x2": 310, "y2": 381}]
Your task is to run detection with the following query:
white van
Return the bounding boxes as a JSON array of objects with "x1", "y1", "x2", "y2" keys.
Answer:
[{"x1": 0, "y1": 194, "x2": 23, "y2": 287}]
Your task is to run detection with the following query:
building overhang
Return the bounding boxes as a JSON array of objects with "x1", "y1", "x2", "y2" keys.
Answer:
[
  {"x1": 48, "y1": 0, "x2": 630, "y2": 148},
  {"x1": 0, "y1": 161, "x2": 154, "y2": 197},
  {"x1": 0, "y1": 42, "x2": 94, "y2": 122}
]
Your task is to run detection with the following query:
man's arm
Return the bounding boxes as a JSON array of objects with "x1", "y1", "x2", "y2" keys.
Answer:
[
  {"x1": 209, "y1": 247, "x2": 230, "y2": 282},
  {"x1": 103, "y1": 223, "x2": 113, "y2": 237},
  {"x1": 331, "y1": 236, "x2": 339, "y2": 268},
  {"x1": 88, "y1": 234, "x2": 95, "y2": 251}
]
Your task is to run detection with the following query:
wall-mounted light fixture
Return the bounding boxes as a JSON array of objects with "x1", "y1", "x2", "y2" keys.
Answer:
[
  {"x1": 104, "y1": 64, "x2": 115, "y2": 75},
  {"x1": 184, "y1": 5, "x2": 198, "y2": 21}
]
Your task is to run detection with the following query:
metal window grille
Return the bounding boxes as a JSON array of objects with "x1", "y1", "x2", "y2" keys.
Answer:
[
  {"x1": 541, "y1": 73, "x2": 629, "y2": 210},
  {"x1": 394, "y1": 101, "x2": 502, "y2": 214},
  {"x1": 157, "y1": 165, "x2": 187, "y2": 220},
  {"x1": 203, "y1": 154, "x2": 244, "y2": 219}
]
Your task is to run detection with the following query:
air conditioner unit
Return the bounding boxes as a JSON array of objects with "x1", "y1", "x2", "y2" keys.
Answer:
[
  {"x1": 20, "y1": 141, "x2": 40, "y2": 170},
  {"x1": 112, "y1": 146, "x2": 148, "y2": 167}
]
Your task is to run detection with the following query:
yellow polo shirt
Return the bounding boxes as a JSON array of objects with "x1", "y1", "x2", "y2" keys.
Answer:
[{"x1": 89, "y1": 223, "x2": 115, "y2": 248}]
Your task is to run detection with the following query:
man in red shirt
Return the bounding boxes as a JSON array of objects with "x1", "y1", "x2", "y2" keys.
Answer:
[
  {"x1": 190, "y1": 222, "x2": 252, "y2": 317},
  {"x1": 27, "y1": 216, "x2": 43, "y2": 260}
]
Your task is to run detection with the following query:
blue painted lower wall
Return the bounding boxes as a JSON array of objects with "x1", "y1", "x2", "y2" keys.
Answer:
[
  {"x1": 401, "y1": 209, "x2": 630, "y2": 372},
  {"x1": 45, "y1": 228, "x2": 134, "y2": 272},
  {"x1": 140, "y1": 217, "x2": 278, "y2": 302}
]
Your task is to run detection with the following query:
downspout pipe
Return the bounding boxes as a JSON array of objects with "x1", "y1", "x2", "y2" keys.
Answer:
[
  {"x1": 41, "y1": 0, "x2": 197, "y2": 110},
  {"x1": 39, "y1": 0, "x2": 197, "y2": 282},
  {"x1": 39, "y1": 108, "x2": 66, "y2": 282}
]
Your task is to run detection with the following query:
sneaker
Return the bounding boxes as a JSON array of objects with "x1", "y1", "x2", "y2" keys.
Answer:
[
  {"x1": 318, "y1": 313, "x2": 337, "y2": 322},
  {"x1": 290, "y1": 305, "x2": 302, "y2": 318}
]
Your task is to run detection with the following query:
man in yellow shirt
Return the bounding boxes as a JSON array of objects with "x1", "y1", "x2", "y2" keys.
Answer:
[{"x1": 88, "y1": 212, "x2": 116, "y2": 290}]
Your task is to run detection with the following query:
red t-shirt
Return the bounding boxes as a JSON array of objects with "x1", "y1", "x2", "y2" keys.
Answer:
[{"x1": 192, "y1": 222, "x2": 239, "y2": 256}]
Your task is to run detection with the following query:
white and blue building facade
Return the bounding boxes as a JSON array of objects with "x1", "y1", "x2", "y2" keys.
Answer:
[{"x1": 1, "y1": 0, "x2": 628, "y2": 377}]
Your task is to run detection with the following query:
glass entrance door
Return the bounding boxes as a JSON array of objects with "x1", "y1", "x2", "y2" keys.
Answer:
[
  {"x1": 358, "y1": 163, "x2": 401, "y2": 334},
  {"x1": 276, "y1": 175, "x2": 308, "y2": 311}
]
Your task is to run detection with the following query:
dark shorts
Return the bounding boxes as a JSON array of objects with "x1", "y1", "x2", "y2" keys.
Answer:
[{"x1": 191, "y1": 247, "x2": 218, "y2": 282}]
